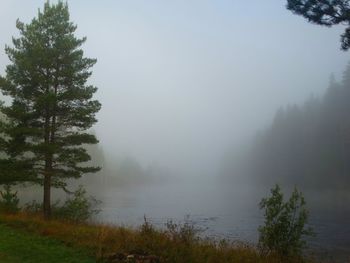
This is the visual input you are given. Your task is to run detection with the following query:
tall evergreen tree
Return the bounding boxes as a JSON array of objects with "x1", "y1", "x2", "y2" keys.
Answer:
[{"x1": 0, "y1": 1, "x2": 101, "y2": 218}]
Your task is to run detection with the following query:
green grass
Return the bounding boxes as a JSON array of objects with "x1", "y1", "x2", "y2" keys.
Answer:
[{"x1": 0, "y1": 224, "x2": 95, "y2": 263}]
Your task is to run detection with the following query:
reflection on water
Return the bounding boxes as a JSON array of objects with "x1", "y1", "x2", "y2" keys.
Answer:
[{"x1": 96, "y1": 179, "x2": 350, "y2": 261}]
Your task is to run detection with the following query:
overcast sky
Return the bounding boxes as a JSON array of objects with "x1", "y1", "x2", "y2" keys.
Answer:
[{"x1": 0, "y1": 1, "x2": 349, "y2": 177}]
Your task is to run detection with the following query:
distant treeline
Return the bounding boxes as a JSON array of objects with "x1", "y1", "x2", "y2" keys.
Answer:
[
  {"x1": 224, "y1": 63, "x2": 350, "y2": 190},
  {"x1": 81, "y1": 143, "x2": 166, "y2": 189}
]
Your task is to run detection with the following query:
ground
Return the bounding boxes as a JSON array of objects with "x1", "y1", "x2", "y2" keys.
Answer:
[{"x1": 0, "y1": 224, "x2": 94, "y2": 263}]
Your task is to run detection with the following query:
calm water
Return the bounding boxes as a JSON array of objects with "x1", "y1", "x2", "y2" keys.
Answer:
[{"x1": 96, "y1": 178, "x2": 350, "y2": 262}]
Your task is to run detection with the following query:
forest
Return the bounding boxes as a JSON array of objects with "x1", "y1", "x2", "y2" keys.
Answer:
[{"x1": 224, "y1": 63, "x2": 350, "y2": 191}]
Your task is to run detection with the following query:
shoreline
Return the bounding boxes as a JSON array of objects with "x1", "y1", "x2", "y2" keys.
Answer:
[{"x1": 0, "y1": 212, "x2": 316, "y2": 263}]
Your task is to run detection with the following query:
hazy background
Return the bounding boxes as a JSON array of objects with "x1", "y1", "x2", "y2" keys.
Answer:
[
  {"x1": 1, "y1": 0, "x2": 349, "y2": 180},
  {"x1": 2, "y1": 2, "x2": 350, "y2": 260}
]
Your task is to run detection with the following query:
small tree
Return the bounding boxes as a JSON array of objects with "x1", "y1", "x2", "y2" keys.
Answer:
[
  {"x1": 55, "y1": 185, "x2": 101, "y2": 223},
  {"x1": 0, "y1": 184, "x2": 19, "y2": 213},
  {"x1": 0, "y1": 1, "x2": 101, "y2": 218},
  {"x1": 258, "y1": 184, "x2": 314, "y2": 257}
]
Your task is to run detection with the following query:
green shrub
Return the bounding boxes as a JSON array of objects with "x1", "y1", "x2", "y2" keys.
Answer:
[
  {"x1": 54, "y1": 185, "x2": 101, "y2": 223},
  {"x1": 0, "y1": 184, "x2": 19, "y2": 213},
  {"x1": 23, "y1": 186, "x2": 101, "y2": 223},
  {"x1": 23, "y1": 200, "x2": 43, "y2": 213},
  {"x1": 258, "y1": 184, "x2": 314, "y2": 258}
]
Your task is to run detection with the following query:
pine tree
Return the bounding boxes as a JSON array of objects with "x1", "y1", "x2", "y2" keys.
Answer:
[
  {"x1": 0, "y1": 1, "x2": 101, "y2": 218},
  {"x1": 286, "y1": 0, "x2": 350, "y2": 50}
]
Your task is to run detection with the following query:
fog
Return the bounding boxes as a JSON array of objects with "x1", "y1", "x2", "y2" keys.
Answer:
[
  {"x1": 1, "y1": 1, "x2": 350, "y2": 260},
  {"x1": 1, "y1": 0, "x2": 348, "y2": 180}
]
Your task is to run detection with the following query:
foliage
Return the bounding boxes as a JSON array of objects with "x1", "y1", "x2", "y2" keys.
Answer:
[
  {"x1": 0, "y1": 184, "x2": 19, "y2": 213},
  {"x1": 0, "y1": 1, "x2": 101, "y2": 218},
  {"x1": 258, "y1": 184, "x2": 314, "y2": 258},
  {"x1": 0, "y1": 212, "x2": 316, "y2": 263},
  {"x1": 23, "y1": 200, "x2": 43, "y2": 213},
  {"x1": 286, "y1": 0, "x2": 350, "y2": 50},
  {"x1": 54, "y1": 185, "x2": 101, "y2": 223},
  {"x1": 23, "y1": 186, "x2": 101, "y2": 223}
]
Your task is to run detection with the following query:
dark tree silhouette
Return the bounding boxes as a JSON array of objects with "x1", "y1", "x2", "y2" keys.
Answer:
[
  {"x1": 287, "y1": 0, "x2": 350, "y2": 50},
  {"x1": 223, "y1": 62, "x2": 350, "y2": 190}
]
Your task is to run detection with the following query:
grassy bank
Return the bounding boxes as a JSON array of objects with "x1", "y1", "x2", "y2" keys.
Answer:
[
  {"x1": 0, "y1": 212, "x2": 312, "y2": 263},
  {"x1": 0, "y1": 223, "x2": 94, "y2": 263}
]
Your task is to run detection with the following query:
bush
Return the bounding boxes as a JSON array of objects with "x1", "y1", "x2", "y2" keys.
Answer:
[
  {"x1": 23, "y1": 186, "x2": 101, "y2": 223},
  {"x1": 23, "y1": 200, "x2": 43, "y2": 213},
  {"x1": 54, "y1": 185, "x2": 101, "y2": 223},
  {"x1": 258, "y1": 184, "x2": 314, "y2": 258},
  {"x1": 165, "y1": 215, "x2": 202, "y2": 244},
  {"x1": 0, "y1": 184, "x2": 19, "y2": 213}
]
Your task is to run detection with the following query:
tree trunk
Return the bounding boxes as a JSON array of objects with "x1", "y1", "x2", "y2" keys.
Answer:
[
  {"x1": 43, "y1": 83, "x2": 58, "y2": 219},
  {"x1": 43, "y1": 89, "x2": 52, "y2": 219},
  {"x1": 43, "y1": 138, "x2": 52, "y2": 219},
  {"x1": 43, "y1": 172, "x2": 51, "y2": 219}
]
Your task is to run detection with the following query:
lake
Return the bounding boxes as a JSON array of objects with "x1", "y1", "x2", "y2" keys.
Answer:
[{"x1": 95, "y1": 177, "x2": 350, "y2": 262}]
